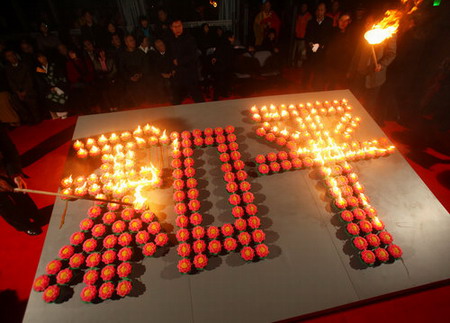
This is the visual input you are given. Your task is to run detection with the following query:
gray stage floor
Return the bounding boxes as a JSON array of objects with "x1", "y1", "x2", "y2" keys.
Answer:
[{"x1": 23, "y1": 90, "x2": 450, "y2": 323}]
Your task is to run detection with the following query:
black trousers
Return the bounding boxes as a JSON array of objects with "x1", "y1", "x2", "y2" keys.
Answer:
[
  {"x1": 172, "y1": 73, "x2": 204, "y2": 105},
  {"x1": 0, "y1": 178, "x2": 41, "y2": 232}
]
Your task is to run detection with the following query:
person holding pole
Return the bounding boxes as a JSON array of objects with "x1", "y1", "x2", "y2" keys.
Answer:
[
  {"x1": 348, "y1": 13, "x2": 397, "y2": 123},
  {"x1": 0, "y1": 126, "x2": 42, "y2": 235}
]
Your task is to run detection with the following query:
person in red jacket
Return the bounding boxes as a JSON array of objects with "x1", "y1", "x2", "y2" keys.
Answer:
[{"x1": 66, "y1": 48, "x2": 95, "y2": 114}]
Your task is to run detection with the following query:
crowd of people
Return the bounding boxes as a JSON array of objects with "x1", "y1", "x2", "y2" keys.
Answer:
[{"x1": 0, "y1": 1, "x2": 446, "y2": 129}]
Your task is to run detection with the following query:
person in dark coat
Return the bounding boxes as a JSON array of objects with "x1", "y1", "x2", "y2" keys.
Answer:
[
  {"x1": 0, "y1": 126, "x2": 42, "y2": 235},
  {"x1": 93, "y1": 48, "x2": 119, "y2": 112},
  {"x1": 134, "y1": 16, "x2": 154, "y2": 44},
  {"x1": 168, "y1": 19, "x2": 204, "y2": 104},
  {"x1": 154, "y1": 8, "x2": 171, "y2": 41},
  {"x1": 325, "y1": 13, "x2": 354, "y2": 89},
  {"x1": 211, "y1": 31, "x2": 235, "y2": 100},
  {"x1": 80, "y1": 10, "x2": 107, "y2": 48},
  {"x1": 153, "y1": 39, "x2": 176, "y2": 103},
  {"x1": 119, "y1": 35, "x2": 147, "y2": 107},
  {"x1": 304, "y1": 2, "x2": 333, "y2": 90},
  {"x1": 4, "y1": 50, "x2": 41, "y2": 124}
]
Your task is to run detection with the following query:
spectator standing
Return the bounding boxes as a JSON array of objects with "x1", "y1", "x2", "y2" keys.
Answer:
[
  {"x1": 93, "y1": 49, "x2": 118, "y2": 112},
  {"x1": 348, "y1": 15, "x2": 397, "y2": 123},
  {"x1": 119, "y1": 35, "x2": 147, "y2": 106},
  {"x1": 66, "y1": 48, "x2": 95, "y2": 114},
  {"x1": 253, "y1": 1, "x2": 281, "y2": 47},
  {"x1": 83, "y1": 39, "x2": 96, "y2": 63},
  {"x1": 35, "y1": 52, "x2": 69, "y2": 119},
  {"x1": 4, "y1": 50, "x2": 41, "y2": 124},
  {"x1": 211, "y1": 31, "x2": 235, "y2": 100},
  {"x1": 109, "y1": 33, "x2": 123, "y2": 65},
  {"x1": 106, "y1": 22, "x2": 124, "y2": 45},
  {"x1": 326, "y1": 14, "x2": 354, "y2": 89},
  {"x1": 0, "y1": 67, "x2": 20, "y2": 126},
  {"x1": 168, "y1": 19, "x2": 204, "y2": 104},
  {"x1": 153, "y1": 39, "x2": 176, "y2": 103},
  {"x1": 326, "y1": 1, "x2": 341, "y2": 27},
  {"x1": 35, "y1": 22, "x2": 61, "y2": 59},
  {"x1": 0, "y1": 126, "x2": 42, "y2": 235},
  {"x1": 292, "y1": 2, "x2": 312, "y2": 67},
  {"x1": 19, "y1": 40, "x2": 36, "y2": 70},
  {"x1": 135, "y1": 16, "x2": 154, "y2": 44},
  {"x1": 304, "y1": 3, "x2": 333, "y2": 90},
  {"x1": 154, "y1": 8, "x2": 171, "y2": 41},
  {"x1": 80, "y1": 10, "x2": 107, "y2": 47}
]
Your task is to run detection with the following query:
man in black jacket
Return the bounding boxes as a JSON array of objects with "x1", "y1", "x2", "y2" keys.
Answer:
[
  {"x1": 212, "y1": 31, "x2": 235, "y2": 100},
  {"x1": 168, "y1": 19, "x2": 204, "y2": 105},
  {"x1": 0, "y1": 126, "x2": 42, "y2": 235},
  {"x1": 304, "y1": 2, "x2": 333, "y2": 90},
  {"x1": 119, "y1": 35, "x2": 147, "y2": 106}
]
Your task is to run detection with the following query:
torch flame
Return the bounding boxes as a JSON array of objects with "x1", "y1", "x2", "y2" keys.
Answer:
[{"x1": 364, "y1": 10, "x2": 402, "y2": 45}]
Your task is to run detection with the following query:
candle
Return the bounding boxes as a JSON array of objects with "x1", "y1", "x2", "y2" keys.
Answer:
[
  {"x1": 151, "y1": 126, "x2": 161, "y2": 136},
  {"x1": 85, "y1": 138, "x2": 96, "y2": 149},
  {"x1": 88, "y1": 184, "x2": 101, "y2": 196},
  {"x1": 121, "y1": 131, "x2": 132, "y2": 141},
  {"x1": 252, "y1": 113, "x2": 262, "y2": 122},
  {"x1": 87, "y1": 174, "x2": 98, "y2": 184},
  {"x1": 97, "y1": 135, "x2": 108, "y2": 146},
  {"x1": 143, "y1": 124, "x2": 152, "y2": 135},
  {"x1": 61, "y1": 175, "x2": 73, "y2": 188},
  {"x1": 159, "y1": 130, "x2": 170, "y2": 145},
  {"x1": 74, "y1": 176, "x2": 85, "y2": 186},
  {"x1": 135, "y1": 137, "x2": 146, "y2": 148},
  {"x1": 73, "y1": 140, "x2": 83, "y2": 151},
  {"x1": 89, "y1": 146, "x2": 100, "y2": 157},
  {"x1": 126, "y1": 142, "x2": 136, "y2": 150},
  {"x1": 74, "y1": 183, "x2": 87, "y2": 196},
  {"x1": 133, "y1": 126, "x2": 143, "y2": 137},
  {"x1": 77, "y1": 148, "x2": 88, "y2": 159},
  {"x1": 101, "y1": 144, "x2": 112, "y2": 154},
  {"x1": 101, "y1": 154, "x2": 113, "y2": 163},
  {"x1": 61, "y1": 188, "x2": 72, "y2": 199},
  {"x1": 109, "y1": 133, "x2": 119, "y2": 144}
]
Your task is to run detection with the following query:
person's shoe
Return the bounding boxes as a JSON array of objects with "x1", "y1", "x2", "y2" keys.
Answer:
[{"x1": 26, "y1": 228, "x2": 42, "y2": 236}]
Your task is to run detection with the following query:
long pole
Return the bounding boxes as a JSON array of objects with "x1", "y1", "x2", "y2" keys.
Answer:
[
  {"x1": 370, "y1": 45, "x2": 378, "y2": 67},
  {"x1": 13, "y1": 188, "x2": 133, "y2": 206}
]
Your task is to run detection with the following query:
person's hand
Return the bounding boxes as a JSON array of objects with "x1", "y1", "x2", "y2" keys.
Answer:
[
  {"x1": 374, "y1": 63, "x2": 382, "y2": 72},
  {"x1": 0, "y1": 179, "x2": 13, "y2": 192},
  {"x1": 173, "y1": 59, "x2": 178, "y2": 66},
  {"x1": 14, "y1": 176, "x2": 27, "y2": 190},
  {"x1": 211, "y1": 58, "x2": 217, "y2": 65},
  {"x1": 130, "y1": 74, "x2": 139, "y2": 82},
  {"x1": 161, "y1": 73, "x2": 171, "y2": 79},
  {"x1": 50, "y1": 87, "x2": 57, "y2": 93},
  {"x1": 274, "y1": 48, "x2": 279, "y2": 54}
]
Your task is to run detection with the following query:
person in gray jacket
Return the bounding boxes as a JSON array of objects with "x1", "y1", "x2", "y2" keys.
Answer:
[{"x1": 348, "y1": 14, "x2": 397, "y2": 123}]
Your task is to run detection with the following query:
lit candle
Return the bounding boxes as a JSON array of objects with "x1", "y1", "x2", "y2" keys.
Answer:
[
  {"x1": 88, "y1": 184, "x2": 101, "y2": 196},
  {"x1": 250, "y1": 106, "x2": 259, "y2": 114},
  {"x1": 252, "y1": 113, "x2": 262, "y2": 122},
  {"x1": 73, "y1": 140, "x2": 83, "y2": 151},
  {"x1": 109, "y1": 133, "x2": 119, "y2": 144},
  {"x1": 61, "y1": 175, "x2": 73, "y2": 188},
  {"x1": 135, "y1": 137, "x2": 146, "y2": 148},
  {"x1": 74, "y1": 176, "x2": 86, "y2": 186},
  {"x1": 77, "y1": 148, "x2": 88, "y2": 159},
  {"x1": 159, "y1": 130, "x2": 170, "y2": 145},
  {"x1": 133, "y1": 126, "x2": 143, "y2": 137},
  {"x1": 85, "y1": 138, "x2": 95, "y2": 149},
  {"x1": 89, "y1": 146, "x2": 100, "y2": 157},
  {"x1": 74, "y1": 183, "x2": 87, "y2": 196},
  {"x1": 101, "y1": 144, "x2": 112, "y2": 154},
  {"x1": 144, "y1": 124, "x2": 152, "y2": 135},
  {"x1": 61, "y1": 188, "x2": 72, "y2": 199},
  {"x1": 126, "y1": 141, "x2": 136, "y2": 150},
  {"x1": 87, "y1": 174, "x2": 98, "y2": 184},
  {"x1": 101, "y1": 154, "x2": 113, "y2": 163},
  {"x1": 151, "y1": 126, "x2": 161, "y2": 136},
  {"x1": 97, "y1": 135, "x2": 108, "y2": 146},
  {"x1": 121, "y1": 131, "x2": 132, "y2": 141}
]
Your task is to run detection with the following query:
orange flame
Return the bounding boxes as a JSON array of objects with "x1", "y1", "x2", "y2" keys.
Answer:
[{"x1": 364, "y1": 10, "x2": 402, "y2": 45}]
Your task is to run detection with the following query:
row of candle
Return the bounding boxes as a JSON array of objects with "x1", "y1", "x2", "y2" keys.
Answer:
[{"x1": 250, "y1": 99, "x2": 351, "y2": 123}]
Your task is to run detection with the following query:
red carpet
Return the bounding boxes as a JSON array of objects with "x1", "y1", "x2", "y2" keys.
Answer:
[{"x1": 1, "y1": 98, "x2": 449, "y2": 322}]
